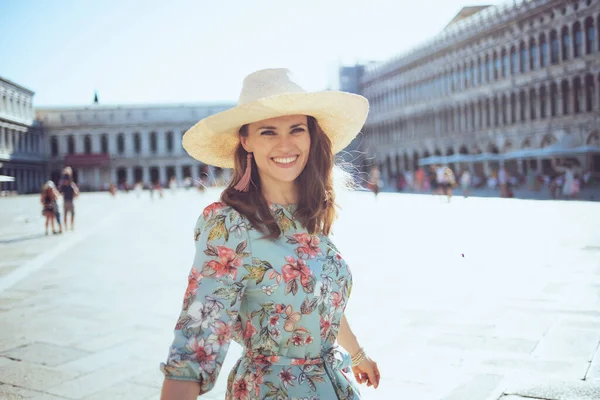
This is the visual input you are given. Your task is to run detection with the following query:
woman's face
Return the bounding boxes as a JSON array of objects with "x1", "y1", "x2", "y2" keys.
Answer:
[{"x1": 241, "y1": 114, "x2": 311, "y2": 187}]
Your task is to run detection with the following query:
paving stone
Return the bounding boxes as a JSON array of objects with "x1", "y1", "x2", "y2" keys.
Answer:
[
  {"x1": 0, "y1": 358, "x2": 79, "y2": 391},
  {"x1": 1, "y1": 342, "x2": 91, "y2": 367},
  {"x1": 441, "y1": 374, "x2": 505, "y2": 400},
  {"x1": 44, "y1": 359, "x2": 149, "y2": 399},
  {"x1": 503, "y1": 377, "x2": 600, "y2": 400},
  {"x1": 587, "y1": 342, "x2": 600, "y2": 380},
  {"x1": 0, "y1": 384, "x2": 70, "y2": 399},
  {"x1": 531, "y1": 327, "x2": 600, "y2": 362},
  {"x1": 81, "y1": 382, "x2": 158, "y2": 400}
]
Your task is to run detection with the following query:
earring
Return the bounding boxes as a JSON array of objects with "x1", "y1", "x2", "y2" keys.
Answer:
[{"x1": 234, "y1": 153, "x2": 253, "y2": 192}]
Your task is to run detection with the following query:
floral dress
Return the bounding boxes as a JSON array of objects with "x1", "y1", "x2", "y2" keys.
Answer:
[{"x1": 161, "y1": 202, "x2": 360, "y2": 400}]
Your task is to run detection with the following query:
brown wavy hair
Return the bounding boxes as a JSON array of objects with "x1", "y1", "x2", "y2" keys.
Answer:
[{"x1": 221, "y1": 116, "x2": 337, "y2": 239}]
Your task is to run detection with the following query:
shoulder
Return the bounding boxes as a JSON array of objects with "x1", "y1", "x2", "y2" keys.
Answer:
[{"x1": 194, "y1": 202, "x2": 249, "y2": 240}]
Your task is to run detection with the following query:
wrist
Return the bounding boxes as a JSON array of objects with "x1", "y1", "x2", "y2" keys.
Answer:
[{"x1": 351, "y1": 347, "x2": 366, "y2": 367}]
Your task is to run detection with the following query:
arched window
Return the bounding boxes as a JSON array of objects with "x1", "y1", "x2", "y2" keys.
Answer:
[
  {"x1": 486, "y1": 54, "x2": 493, "y2": 82},
  {"x1": 101, "y1": 134, "x2": 108, "y2": 153},
  {"x1": 561, "y1": 80, "x2": 570, "y2": 115},
  {"x1": 561, "y1": 26, "x2": 571, "y2": 61},
  {"x1": 510, "y1": 46, "x2": 518, "y2": 74},
  {"x1": 501, "y1": 48, "x2": 509, "y2": 78},
  {"x1": 585, "y1": 74, "x2": 595, "y2": 112},
  {"x1": 550, "y1": 83, "x2": 558, "y2": 117},
  {"x1": 540, "y1": 34, "x2": 549, "y2": 67},
  {"x1": 573, "y1": 22, "x2": 583, "y2": 58},
  {"x1": 493, "y1": 51, "x2": 500, "y2": 80},
  {"x1": 585, "y1": 17, "x2": 595, "y2": 55},
  {"x1": 501, "y1": 95, "x2": 508, "y2": 125},
  {"x1": 67, "y1": 135, "x2": 75, "y2": 154},
  {"x1": 50, "y1": 136, "x2": 58, "y2": 157},
  {"x1": 550, "y1": 30, "x2": 559, "y2": 64},
  {"x1": 529, "y1": 38, "x2": 538, "y2": 70},
  {"x1": 134, "y1": 132, "x2": 141, "y2": 154},
  {"x1": 84, "y1": 135, "x2": 92, "y2": 154},
  {"x1": 573, "y1": 77, "x2": 581, "y2": 114},
  {"x1": 519, "y1": 41, "x2": 528, "y2": 73},
  {"x1": 471, "y1": 61, "x2": 477, "y2": 87},
  {"x1": 485, "y1": 99, "x2": 491, "y2": 128},
  {"x1": 510, "y1": 93, "x2": 517, "y2": 124},
  {"x1": 529, "y1": 89, "x2": 537, "y2": 120},
  {"x1": 166, "y1": 131, "x2": 174, "y2": 152},
  {"x1": 519, "y1": 90, "x2": 527, "y2": 121},
  {"x1": 493, "y1": 97, "x2": 499, "y2": 126},
  {"x1": 478, "y1": 57, "x2": 485, "y2": 85},
  {"x1": 117, "y1": 134, "x2": 125, "y2": 154},
  {"x1": 539, "y1": 86, "x2": 547, "y2": 118}
]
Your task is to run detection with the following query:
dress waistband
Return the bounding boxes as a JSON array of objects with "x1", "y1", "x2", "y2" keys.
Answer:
[{"x1": 243, "y1": 347, "x2": 351, "y2": 370}]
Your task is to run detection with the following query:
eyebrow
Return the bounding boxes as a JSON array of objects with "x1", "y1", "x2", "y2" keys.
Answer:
[{"x1": 257, "y1": 123, "x2": 307, "y2": 130}]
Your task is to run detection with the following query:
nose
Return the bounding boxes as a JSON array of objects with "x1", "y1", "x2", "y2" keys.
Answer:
[{"x1": 275, "y1": 133, "x2": 295, "y2": 153}]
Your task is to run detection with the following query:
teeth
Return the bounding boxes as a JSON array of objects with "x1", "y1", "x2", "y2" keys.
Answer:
[{"x1": 273, "y1": 156, "x2": 297, "y2": 164}]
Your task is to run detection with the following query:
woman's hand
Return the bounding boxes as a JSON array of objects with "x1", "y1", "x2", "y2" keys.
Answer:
[{"x1": 352, "y1": 355, "x2": 380, "y2": 389}]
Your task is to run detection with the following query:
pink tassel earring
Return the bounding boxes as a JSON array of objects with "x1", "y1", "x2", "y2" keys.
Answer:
[{"x1": 234, "y1": 152, "x2": 253, "y2": 192}]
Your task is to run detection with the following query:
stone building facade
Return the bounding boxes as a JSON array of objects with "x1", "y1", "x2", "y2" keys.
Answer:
[
  {"x1": 37, "y1": 103, "x2": 234, "y2": 191},
  {"x1": 360, "y1": 0, "x2": 600, "y2": 181},
  {"x1": 0, "y1": 77, "x2": 45, "y2": 194}
]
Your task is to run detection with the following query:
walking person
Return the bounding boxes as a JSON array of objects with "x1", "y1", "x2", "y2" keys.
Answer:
[
  {"x1": 40, "y1": 181, "x2": 60, "y2": 235},
  {"x1": 160, "y1": 68, "x2": 380, "y2": 400},
  {"x1": 367, "y1": 164, "x2": 381, "y2": 197},
  {"x1": 60, "y1": 174, "x2": 79, "y2": 231},
  {"x1": 460, "y1": 169, "x2": 472, "y2": 198}
]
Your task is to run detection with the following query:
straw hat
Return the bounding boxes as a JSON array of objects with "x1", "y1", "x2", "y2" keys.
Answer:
[{"x1": 182, "y1": 68, "x2": 369, "y2": 168}]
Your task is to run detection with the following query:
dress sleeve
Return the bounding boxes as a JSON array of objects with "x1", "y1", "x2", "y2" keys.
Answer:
[{"x1": 160, "y1": 204, "x2": 251, "y2": 395}]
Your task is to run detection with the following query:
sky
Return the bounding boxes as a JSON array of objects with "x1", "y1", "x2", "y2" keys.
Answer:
[{"x1": 0, "y1": 0, "x2": 503, "y2": 107}]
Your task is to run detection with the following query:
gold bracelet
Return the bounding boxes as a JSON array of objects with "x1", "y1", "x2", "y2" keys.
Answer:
[{"x1": 351, "y1": 348, "x2": 366, "y2": 367}]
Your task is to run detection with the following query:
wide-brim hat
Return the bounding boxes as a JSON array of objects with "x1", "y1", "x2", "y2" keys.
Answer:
[{"x1": 182, "y1": 68, "x2": 369, "y2": 169}]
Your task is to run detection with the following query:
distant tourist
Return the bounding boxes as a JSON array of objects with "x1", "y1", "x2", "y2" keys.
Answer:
[
  {"x1": 60, "y1": 172, "x2": 79, "y2": 231},
  {"x1": 41, "y1": 181, "x2": 61, "y2": 235}
]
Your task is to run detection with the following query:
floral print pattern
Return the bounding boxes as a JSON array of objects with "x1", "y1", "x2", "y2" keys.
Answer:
[{"x1": 161, "y1": 203, "x2": 359, "y2": 399}]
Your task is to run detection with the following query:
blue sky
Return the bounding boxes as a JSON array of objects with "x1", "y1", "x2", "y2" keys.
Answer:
[{"x1": 0, "y1": 0, "x2": 501, "y2": 107}]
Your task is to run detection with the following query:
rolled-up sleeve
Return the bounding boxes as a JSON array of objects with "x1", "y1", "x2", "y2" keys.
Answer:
[{"x1": 160, "y1": 204, "x2": 251, "y2": 395}]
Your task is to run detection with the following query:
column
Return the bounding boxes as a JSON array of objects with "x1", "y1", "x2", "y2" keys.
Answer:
[
  {"x1": 159, "y1": 165, "x2": 167, "y2": 185},
  {"x1": 94, "y1": 168, "x2": 101, "y2": 191},
  {"x1": 143, "y1": 166, "x2": 150, "y2": 185},
  {"x1": 126, "y1": 166, "x2": 134, "y2": 185},
  {"x1": 191, "y1": 163, "x2": 199, "y2": 182},
  {"x1": 141, "y1": 129, "x2": 150, "y2": 156}
]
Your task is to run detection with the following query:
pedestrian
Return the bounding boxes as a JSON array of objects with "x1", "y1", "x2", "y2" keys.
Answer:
[
  {"x1": 460, "y1": 169, "x2": 471, "y2": 198},
  {"x1": 367, "y1": 164, "x2": 381, "y2": 197},
  {"x1": 60, "y1": 173, "x2": 79, "y2": 231},
  {"x1": 160, "y1": 68, "x2": 380, "y2": 400},
  {"x1": 40, "y1": 181, "x2": 61, "y2": 235}
]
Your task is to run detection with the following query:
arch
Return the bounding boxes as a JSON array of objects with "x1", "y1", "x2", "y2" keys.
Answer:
[
  {"x1": 585, "y1": 74, "x2": 595, "y2": 112},
  {"x1": 458, "y1": 145, "x2": 469, "y2": 155},
  {"x1": 150, "y1": 131, "x2": 158, "y2": 153},
  {"x1": 166, "y1": 131, "x2": 174, "y2": 152},
  {"x1": 101, "y1": 134, "x2": 109, "y2": 153},
  {"x1": 584, "y1": 16, "x2": 595, "y2": 55},
  {"x1": 519, "y1": 41, "x2": 528, "y2": 72},
  {"x1": 561, "y1": 25, "x2": 571, "y2": 61},
  {"x1": 550, "y1": 30, "x2": 559, "y2": 64},
  {"x1": 395, "y1": 153, "x2": 401, "y2": 173},
  {"x1": 573, "y1": 76, "x2": 582, "y2": 114},
  {"x1": 502, "y1": 140, "x2": 513, "y2": 152},
  {"x1": 412, "y1": 150, "x2": 420, "y2": 170},
  {"x1": 487, "y1": 143, "x2": 499, "y2": 154},
  {"x1": 529, "y1": 37, "x2": 538, "y2": 70},
  {"x1": 84, "y1": 135, "x2": 92, "y2": 154},
  {"x1": 403, "y1": 152, "x2": 409, "y2": 171},
  {"x1": 133, "y1": 132, "x2": 141, "y2": 154},
  {"x1": 540, "y1": 134, "x2": 557, "y2": 148},
  {"x1": 573, "y1": 21, "x2": 583, "y2": 58},
  {"x1": 50, "y1": 136, "x2": 58, "y2": 157},
  {"x1": 422, "y1": 149, "x2": 431, "y2": 158},
  {"x1": 434, "y1": 148, "x2": 442, "y2": 157},
  {"x1": 561, "y1": 79, "x2": 570, "y2": 115},
  {"x1": 67, "y1": 135, "x2": 75, "y2": 154},
  {"x1": 539, "y1": 85, "x2": 548, "y2": 118},
  {"x1": 587, "y1": 131, "x2": 600, "y2": 146},
  {"x1": 521, "y1": 137, "x2": 532, "y2": 149},
  {"x1": 501, "y1": 48, "x2": 509, "y2": 78},
  {"x1": 446, "y1": 147, "x2": 455, "y2": 156},
  {"x1": 385, "y1": 154, "x2": 392, "y2": 178},
  {"x1": 117, "y1": 133, "x2": 125, "y2": 154}
]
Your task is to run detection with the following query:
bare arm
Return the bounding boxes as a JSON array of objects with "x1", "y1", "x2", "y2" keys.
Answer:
[
  {"x1": 160, "y1": 380, "x2": 200, "y2": 400},
  {"x1": 338, "y1": 314, "x2": 361, "y2": 356}
]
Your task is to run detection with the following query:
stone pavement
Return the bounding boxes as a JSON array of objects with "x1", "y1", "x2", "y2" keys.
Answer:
[{"x1": 1, "y1": 189, "x2": 599, "y2": 399}]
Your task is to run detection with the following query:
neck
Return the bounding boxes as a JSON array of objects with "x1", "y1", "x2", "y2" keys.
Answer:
[{"x1": 259, "y1": 176, "x2": 298, "y2": 205}]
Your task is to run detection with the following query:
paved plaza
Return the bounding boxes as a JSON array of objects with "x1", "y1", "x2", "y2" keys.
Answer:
[{"x1": 1, "y1": 188, "x2": 600, "y2": 399}]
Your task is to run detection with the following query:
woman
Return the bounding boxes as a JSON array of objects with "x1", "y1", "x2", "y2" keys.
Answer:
[
  {"x1": 160, "y1": 69, "x2": 380, "y2": 399},
  {"x1": 40, "y1": 181, "x2": 60, "y2": 235}
]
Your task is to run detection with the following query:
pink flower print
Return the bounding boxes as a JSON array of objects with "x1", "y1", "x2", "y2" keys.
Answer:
[
  {"x1": 270, "y1": 327, "x2": 281, "y2": 339},
  {"x1": 320, "y1": 314, "x2": 332, "y2": 338},
  {"x1": 243, "y1": 319, "x2": 258, "y2": 339},
  {"x1": 292, "y1": 334, "x2": 303, "y2": 346},
  {"x1": 305, "y1": 335, "x2": 313, "y2": 345},
  {"x1": 232, "y1": 374, "x2": 253, "y2": 400},
  {"x1": 203, "y1": 202, "x2": 224, "y2": 220},
  {"x1": 281, "y1": 257, "x2": 312, "y2": 286},
  {"x1": 186, "y1": 337, "x2": 217, "y2": 373},
  {"x1": 183, "y1": 268, "x2": 202, "y2": 306},
  {"x1": 209, "y1": 320, "x2": 233, "y2": 347},
  {"x1": 269, "y1": 315, "x2": 279, "y2": 327},
  {"x1": 275, "y1": 304, "x2": 286, "y2": 314},
  {"x1": 206, "y1": 246, "x2": 243, "y2": 279},
  {"x1": 278, "y1": 367, "x2": 297, "y2": 389},
  {"x1": 330, "y1": 291, "x2": 343, "y2": 310},
  {"x1": 293, "y1": 233, "x2": 322, "y2": 259}
]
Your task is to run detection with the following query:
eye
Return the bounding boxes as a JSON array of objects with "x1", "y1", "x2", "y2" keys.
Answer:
[
  {"x1": 291, "y1": 128, "x2": 305, "y2": 134},
  {"x1": 260, "y1": 130, "x2": 276, "y2": 136}
]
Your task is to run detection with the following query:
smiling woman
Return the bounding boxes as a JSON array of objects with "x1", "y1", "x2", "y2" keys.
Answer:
[{"x1": 160, "y1": 69, "x2": 379, "y2": 400}]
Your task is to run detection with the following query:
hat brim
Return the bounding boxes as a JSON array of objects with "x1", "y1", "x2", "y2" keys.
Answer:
[{"x1": 182, "y1": 91, "x2": 369, "y2": 168}]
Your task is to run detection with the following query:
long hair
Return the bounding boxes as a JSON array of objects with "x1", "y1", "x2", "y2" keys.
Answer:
[{"x1": 221, "y1": 116, "x2": 339, "y2": 239}]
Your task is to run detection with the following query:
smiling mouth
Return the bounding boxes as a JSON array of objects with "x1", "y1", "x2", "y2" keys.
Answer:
[{"x1": 272, "y1": 156, "x2": 298, "y2": 165}]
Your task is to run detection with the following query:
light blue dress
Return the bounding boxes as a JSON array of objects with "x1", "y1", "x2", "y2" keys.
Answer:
[{"x1": 161, "y1": 202, "x2": 360, "y2": 399}]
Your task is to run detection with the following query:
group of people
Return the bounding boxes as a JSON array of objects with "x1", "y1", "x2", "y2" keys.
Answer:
[{"x1": 40, "y1": 166, "x2": 79, "y2": 235}]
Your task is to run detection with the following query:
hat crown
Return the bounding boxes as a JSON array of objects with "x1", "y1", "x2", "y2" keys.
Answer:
[{"x1": 238, "y1": 68, "x2": 306, "y2": 105}]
